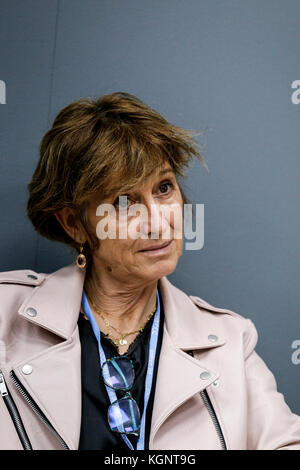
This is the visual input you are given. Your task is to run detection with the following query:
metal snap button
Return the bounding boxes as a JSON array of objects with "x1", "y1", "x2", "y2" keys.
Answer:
[
  {"x1": 208, "y1": 334, "x2": 218, "y2": 342},
  {"x1": 200, "y1": 371, "x2": 211, "y2": 380},
  {"x1": 27, "y1": 274, "x2": 38, "y2": 280},
  {"x1": 26, "y1": 307, "x2": 37, "y2": 317},
  {"x1": 22, "y1": 364, "x2": 33, "y2": 375},
  {"x1": 213, "y1": 380, "x2": 219, "y2": 387}
]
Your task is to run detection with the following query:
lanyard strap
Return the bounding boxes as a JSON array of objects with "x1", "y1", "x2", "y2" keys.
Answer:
[{"x1": 81, "y1": 288, "x2": 161, "y2": 450}]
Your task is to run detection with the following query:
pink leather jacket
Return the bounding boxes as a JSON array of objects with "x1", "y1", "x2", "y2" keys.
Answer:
[{"x1": 0, "y1": 263, "x2": 299, "y2": 450}]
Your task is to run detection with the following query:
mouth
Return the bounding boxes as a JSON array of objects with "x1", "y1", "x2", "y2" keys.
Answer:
[{"x1": 138, "y1": 240, "x2": 173, "y2": 255}]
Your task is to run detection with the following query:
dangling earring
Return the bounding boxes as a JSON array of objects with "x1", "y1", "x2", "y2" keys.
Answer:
[{"x1": 76, "y1": 244, "x2": 87, "y2": 269}]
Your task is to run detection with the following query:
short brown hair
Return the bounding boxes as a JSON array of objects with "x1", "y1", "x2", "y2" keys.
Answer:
[{"x1": 27, "y1": 91, "x2": 208, "y2": 262}]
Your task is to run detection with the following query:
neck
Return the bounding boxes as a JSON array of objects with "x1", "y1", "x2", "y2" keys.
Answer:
[{"x1": 83, "y1": 265, "x2": 158, "y2": 333}]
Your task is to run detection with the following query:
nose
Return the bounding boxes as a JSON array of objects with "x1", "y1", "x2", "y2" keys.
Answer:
[{"x1": 140, "y1": 198, "x2": 171, "y2": 240}]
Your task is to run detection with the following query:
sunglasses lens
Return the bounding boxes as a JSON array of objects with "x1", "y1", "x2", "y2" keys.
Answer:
[
  {"x1": 102, "y1": 356, "x2": 134, "y2": 390},
  {"x1": 108, "y1": 396, "x2": 140, "y2": 434}
]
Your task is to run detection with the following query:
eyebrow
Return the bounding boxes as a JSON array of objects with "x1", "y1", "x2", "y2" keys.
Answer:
[{"x1": 158, "y1": 168, "x2": 175, "y2": 176}]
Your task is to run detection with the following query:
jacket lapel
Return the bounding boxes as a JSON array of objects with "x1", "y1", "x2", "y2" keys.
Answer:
[{"x1": 149, "y1": 276, "x2": 226, "y2": 449}]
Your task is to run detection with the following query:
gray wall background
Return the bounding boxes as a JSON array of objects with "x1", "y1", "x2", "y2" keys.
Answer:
[{"x1": 0, "y1": 0, "x2": 299, "y2": 414}]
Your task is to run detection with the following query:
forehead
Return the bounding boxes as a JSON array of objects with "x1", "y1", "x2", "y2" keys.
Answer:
[{"x1": 153, "y1": 163, "x2": 175, "y2": 179}]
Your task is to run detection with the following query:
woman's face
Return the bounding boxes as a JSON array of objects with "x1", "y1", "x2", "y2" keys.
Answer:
[{"x1": 86, "y1": 161, "x2": 183, "y2": 284}]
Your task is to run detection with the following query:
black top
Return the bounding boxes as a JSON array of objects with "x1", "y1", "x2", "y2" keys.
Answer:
[{"x1": 77, "y1": 286, "x2": 164, "y2": 450}]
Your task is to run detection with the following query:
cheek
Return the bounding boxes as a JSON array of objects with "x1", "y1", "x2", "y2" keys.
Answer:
[
  {"x1": 164, "y1": 201, "x2": 183, "y2": 235},
  {"x1": 97, "y1": 236, "x2": 135, "y2": 262}
]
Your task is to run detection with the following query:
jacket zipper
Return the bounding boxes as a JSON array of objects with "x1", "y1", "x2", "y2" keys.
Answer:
[
  {"x1": 9, "y1": 371, "x2": 70, "y2": 450},
  {"x1": 187, "y1": 351, "x2": 227, "y2": 450},
  {"x1": 0, "y1": 369, "x2": 33, "y2": 450},
  {"x1": 200, "y1": 388, "x2": 227, "y2": 450}
]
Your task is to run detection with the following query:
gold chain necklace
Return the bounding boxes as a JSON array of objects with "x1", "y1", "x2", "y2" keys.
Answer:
[{"x1": 87, "y1": 296, "x2": 157, "y2": 348}]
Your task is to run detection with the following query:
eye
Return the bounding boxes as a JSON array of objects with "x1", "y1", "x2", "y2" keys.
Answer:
[
  {"x1": 159, "y1": 180, "x2": 174, "y2": 195},
  {"x1": 113, "y1": 195, "x2": 134, "y2": 209}
]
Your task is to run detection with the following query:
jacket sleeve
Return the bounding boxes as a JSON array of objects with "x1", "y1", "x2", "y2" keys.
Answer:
[{"x1": 244, "y1": 319, "x2": 300, "y2": 450}]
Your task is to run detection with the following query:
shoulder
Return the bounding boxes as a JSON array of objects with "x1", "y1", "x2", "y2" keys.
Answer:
[
  {"x1": 189, "y1": 293, "x2": 245, "y2": 319},
  {"x1": 188, "y1": 293, "x2": 259, "y2": 358},
  {"x1": 0, "y1": 268, "x2": 47, "y2": 306},
  {"x1": 0, "y1": 268, "x2": 46, "y2": 287}
]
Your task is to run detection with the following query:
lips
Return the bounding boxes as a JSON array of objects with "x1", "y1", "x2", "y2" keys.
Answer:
[{"x1": 139, "y1": 240, "x2": 172, "y2": 252}]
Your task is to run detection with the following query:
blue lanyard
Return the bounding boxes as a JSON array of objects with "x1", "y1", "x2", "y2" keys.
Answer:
[{"x1": 81, "y1": 288, "x2": 161, "y2": 450}]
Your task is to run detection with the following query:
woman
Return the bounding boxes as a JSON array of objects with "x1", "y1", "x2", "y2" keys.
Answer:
[{"x1": 0, "y1": 92, "x2": 299, "y2": 450}]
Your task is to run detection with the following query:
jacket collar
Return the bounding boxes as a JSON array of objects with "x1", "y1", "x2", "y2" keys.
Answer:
[
  {"x1": 18, "y1": 262, "x2": 226, "y2": 350},
  {"x1": 18, "y1": 263, "x2": 86, "y2": 340}
]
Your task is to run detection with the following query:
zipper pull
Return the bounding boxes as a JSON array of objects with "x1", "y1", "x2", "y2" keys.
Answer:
[{"x1": 0, "y1": 370, "x2": 8, "y2": 397}]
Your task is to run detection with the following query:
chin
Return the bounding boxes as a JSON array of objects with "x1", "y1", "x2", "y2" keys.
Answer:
[{"x1": 143, "y1": 257, "x2": 179, "y2": 280}]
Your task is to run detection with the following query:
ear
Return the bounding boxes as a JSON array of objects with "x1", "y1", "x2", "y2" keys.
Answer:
[{"x1": 54, "y1": 207, "x2": 86, "y2": 244}]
